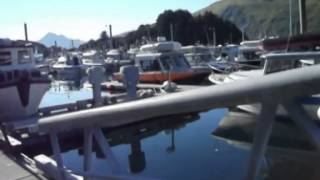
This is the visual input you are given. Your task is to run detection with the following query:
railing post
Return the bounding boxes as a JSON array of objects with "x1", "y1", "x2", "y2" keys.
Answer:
[
  {"x1": 83, "y1": 128, "x2": 94, "y2": 180},
  {"x1": 93, "y1": 128, "x2": 124, "y2": 174},
  {"x1": 49, "y1": 131, "x2": 65, "y2": 180},
  {"x1": 283, "y1": 101, "x2": 320, "y2": 150},
  {"x1": 246, "y1": 101, "x2": 278, "y2": 180}
]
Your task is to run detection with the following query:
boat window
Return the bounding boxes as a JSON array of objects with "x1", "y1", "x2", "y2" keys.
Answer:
[
  {"x1": 18, "y1": 50, "x2": 32, "y2": 64},
  {"x1": 241, "y1": 51, "x2": 261, "y2": 61},
  {"x1": 139, "y1": 59, "x2": 161, "y2": 72},
  {"x1": 0, "y1": 51, "x2": 11, "y2": 65},
  {"x1": 185, "y1": 55, "x2": 196, "y2": 66},
  {"x1": 160, "y1": 56, "x2": 171, "y2": 71},
  {"x1": 174, "y1": 55, "x2": 190, "y2": 68},
  {"x1": 264, "y1": 59, "x2": 302, "y2": 74},
  {"x1": 160, "y1": 55, "x2": 190, "y2": 71}
]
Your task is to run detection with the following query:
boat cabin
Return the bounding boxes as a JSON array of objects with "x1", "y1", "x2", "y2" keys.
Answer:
[
  {"x1": 0, "y1": 45, "x2": 36, "y2": 71},
  {"x1": 235, "y1": 46, "x2": 264, "y2": 66},
  {"x1": 106, "y1": 49, "x2": 123, "y2": 60},
  {"x1": 136, "y1": 41, "x2": 191, "y2": 73},
  {"x1": 82, "y1": 50, "x2": 104, "y2": 66}
]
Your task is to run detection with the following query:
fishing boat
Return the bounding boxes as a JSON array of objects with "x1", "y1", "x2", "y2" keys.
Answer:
[
  {"x1": 52, "y1": 54, "x2": 85, "y2": 80},
  {"x1": 114, "y1": 38, "x2": 210, "y2": 84},
  {"x1": 0, "y1": 42, "x2": 50, "y2": 120},
  {"x1": 82, "y1": 50, "x2": 105, "y2": 67}
]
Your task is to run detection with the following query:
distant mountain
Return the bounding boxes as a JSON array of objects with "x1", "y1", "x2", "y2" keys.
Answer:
[
  {"x1": 197, "y1": 0, "x2": 320, "y2": 39},
  {"x1": 39, "y1": 32, "x2": 84, "y2": 49}
]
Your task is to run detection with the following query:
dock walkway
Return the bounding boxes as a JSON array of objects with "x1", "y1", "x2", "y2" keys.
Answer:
[{"x1": 0, "y1": 150, "x2": 45, "y2": 180}]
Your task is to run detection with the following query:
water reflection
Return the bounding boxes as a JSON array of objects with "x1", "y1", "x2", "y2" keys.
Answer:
[
  {"x1": 213, "y1": 110, "x2": 320, "y2": 180},
  {"x1": 40, "y1": 75, "x2": 91, "y2": 107},
  {"x1": 213, "y1": 110, "x2": 315, "y2": 150},
  {"x1": 103, "y1": 113, "x2": 200, "y2": 173}
]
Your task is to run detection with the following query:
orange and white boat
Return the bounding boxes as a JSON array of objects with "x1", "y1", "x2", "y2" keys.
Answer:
[{"x1": 114, "y1": 38, "x2": 210, "y2": 85}]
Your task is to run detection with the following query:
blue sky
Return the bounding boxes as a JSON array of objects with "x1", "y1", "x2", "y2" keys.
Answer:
[{"x1": 1, "y1": 0, "x2": 216, "y2": 41}]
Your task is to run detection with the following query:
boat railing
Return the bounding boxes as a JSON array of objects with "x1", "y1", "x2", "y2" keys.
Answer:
[{"x1": 28, "y1": 61, "x2": 320, "y2": 179}]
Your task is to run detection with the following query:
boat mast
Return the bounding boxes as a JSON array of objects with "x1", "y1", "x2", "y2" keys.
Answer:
[
  {"x1": 170, "y1": 23, "x2": 174, "y2": 41},
  {"x1": 24, "y1": 23, "x2": 29, "y2": 42},
  {"x1": 109, "y1": 25, "x2": 113, "y2": 49},
  {"x1": 299, "y1": 0, "x2": 307, "y2": 34},
  {"x1": 289, "y1": 0, "x2": 293, "y2": 36}
]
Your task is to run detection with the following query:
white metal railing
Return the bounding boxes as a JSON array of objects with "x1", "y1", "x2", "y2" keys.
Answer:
[{"x1": 34, "y1": 62, "x2": 320, "y2": 180}]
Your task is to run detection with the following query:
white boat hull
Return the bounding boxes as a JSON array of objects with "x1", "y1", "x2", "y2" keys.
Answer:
[
  {"x1": 0, "y1": 83, "x2": 49, "y2": 120},
  {"x1": 238, "y1": 103, "x2": 320, "y2": 120}
]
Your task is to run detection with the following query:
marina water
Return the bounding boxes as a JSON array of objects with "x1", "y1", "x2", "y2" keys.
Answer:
[{"x1": 21, "y1": 79, "x2": 320, "y2": 180}]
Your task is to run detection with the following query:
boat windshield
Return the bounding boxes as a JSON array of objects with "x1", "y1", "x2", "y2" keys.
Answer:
[
  {"x1": 139, "y1": 59, "x2": 161, "y2": 72},
  {"x1": 0, "y1": 51, "x2": 11, "y2": 65},
  {"x1": 263, "y1": 57, "x2": 319, "y2": 74},
  {"x1": 240, "y1": 51, "x2": 261, "y2": 61},
  {"x1": 160, "y1": 54, "x2": 190, "y2": 71},
  {"x1": 185, "y1": 54, "x2": 212, "y2": 66}
]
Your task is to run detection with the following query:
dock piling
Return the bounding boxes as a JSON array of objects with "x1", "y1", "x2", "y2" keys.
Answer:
[{"x1": 88, "y1": 67, "x2": 105, "y2": 107}]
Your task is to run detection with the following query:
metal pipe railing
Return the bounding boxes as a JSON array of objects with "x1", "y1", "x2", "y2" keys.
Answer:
[{"x1": 38, "y1": 64, "x2": 320, "y2": 133}]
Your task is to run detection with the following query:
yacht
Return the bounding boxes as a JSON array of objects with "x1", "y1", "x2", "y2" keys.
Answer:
[
  {"x1": 114, "y1": 38, "x2": 210, "y2": 84},
  {"x1": 81, "y1": 50, "x2": 105, "y2": 67},
  {"x1": 52, "y1": 54, "x2": 85, "y2": 80},
  {"x1": 0, "y1": 42, "x2": 50, "y2": 120}
]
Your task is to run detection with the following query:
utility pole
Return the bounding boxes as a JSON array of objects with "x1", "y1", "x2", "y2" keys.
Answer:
[
  {"x1": 299, "y1": 0, "x2": 307, "y2": 34},
  {"x1": 24, "y1": 23, "x2": 28, "y2": 42},
  {"x1": 170, "y1": 23, "x2": 174, "y2": 41}
]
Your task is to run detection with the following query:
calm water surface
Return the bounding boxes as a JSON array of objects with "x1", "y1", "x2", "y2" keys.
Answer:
[{"x1": 29, "y1": 80, "x2": 320, "y2": 180}]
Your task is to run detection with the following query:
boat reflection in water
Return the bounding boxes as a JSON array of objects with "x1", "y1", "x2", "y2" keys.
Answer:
[
  {"x1": 51, "y1": 76, "x2": 87, "y2": 92},
  {"x1": 22, "y1": 112, "x2": 200, "y2": 174},
  {"x1": 213, "y1": 110, "x2": 320, "y2": 180},
  {"x1": 103, "y1": 113, "x2": 199, "y2": 173}
]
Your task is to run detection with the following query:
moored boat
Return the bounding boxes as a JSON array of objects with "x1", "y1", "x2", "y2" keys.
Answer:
[
  {"x1": 114, "y1": 38, "x2": 210, "y2": 85},
  {"x1": 0, "y1": 42, "x2": 50, "y2": 120},
  {"x1": 52, "y1": 54, "x2": 85, "y2": 80}
]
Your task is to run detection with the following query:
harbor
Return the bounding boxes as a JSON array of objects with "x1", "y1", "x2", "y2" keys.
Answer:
[{"x1": 1, "y1": 0, "x2": 320, "y2": 179}]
